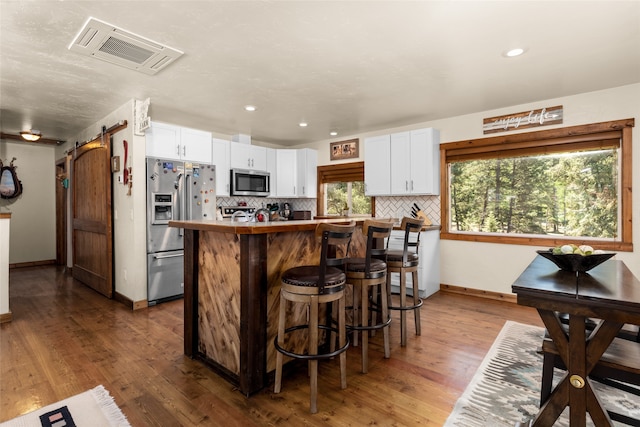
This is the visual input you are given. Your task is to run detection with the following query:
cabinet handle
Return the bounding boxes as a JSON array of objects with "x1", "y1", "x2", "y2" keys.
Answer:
[
  {"x1": 406, "y1": 181, "x2": 408, "y2": 190},
  {"x1": 302, "y1": 186, "x2": 305, "y2": 195},
  {"x1": 411, "y1": 180, "x2": 414, "y2": 191},
  {"x1": 177, "y1": 144, "x2": 180, "y2": 156},
  {"x1": 251, "y1": 159, "x2": 254, "y2": 167},
  {"x1": 183, "y1": 145, "x2": 186, "y2": 157}
]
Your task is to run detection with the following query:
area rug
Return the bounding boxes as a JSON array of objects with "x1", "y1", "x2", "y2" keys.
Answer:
[
  {"x1": 1, "y1": 385, "x2": 130, "y2": 427},
  {"x1": 444, "y1": 320, "x2": 640, "y2": 427}
]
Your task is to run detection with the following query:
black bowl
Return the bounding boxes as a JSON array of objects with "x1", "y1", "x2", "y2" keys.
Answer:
[{"x1": 536, "y1": 250, "x2": 615, "y2": 272}]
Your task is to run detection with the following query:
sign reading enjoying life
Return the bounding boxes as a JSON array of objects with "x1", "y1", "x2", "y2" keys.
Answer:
[{"x1": 483, "y1": 105, "x2": 563, "y2": 134}]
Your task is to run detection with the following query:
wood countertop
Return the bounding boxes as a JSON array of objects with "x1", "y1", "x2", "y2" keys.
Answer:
[
  {"x1": 168, "y1": 218, "x2": 364, "y2": 234},
  {"x1": 169, "y1": 217, "x2": 440, "y2": 234}
]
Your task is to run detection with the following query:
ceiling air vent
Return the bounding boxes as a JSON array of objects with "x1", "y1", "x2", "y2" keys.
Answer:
[{"x1": 68, "y1": 17, "x2": 183, "y2": 75}]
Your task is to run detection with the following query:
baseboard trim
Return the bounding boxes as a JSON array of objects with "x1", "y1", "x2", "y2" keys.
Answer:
[
  {"x1": 0, "y1": 311, "x2": 12, "y2": 323},
  {"x1": 9, "y1": 259, "x2": 56, "y2": 269},
  {"x1": 439, "y1": 284, "x2": 517, "y2": 303},
  {"x1": 113, "y1": 291, "x2": 148, "y2": 310}
]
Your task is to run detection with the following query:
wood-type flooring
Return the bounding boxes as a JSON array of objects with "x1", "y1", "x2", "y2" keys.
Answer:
[{"x1": 1, "y1": 266, "x2": 542, "y2": 426}]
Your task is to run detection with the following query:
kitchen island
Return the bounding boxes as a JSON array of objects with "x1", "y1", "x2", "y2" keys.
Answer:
[
  {"x1": 169, "y1": 218, "x2": 440, "y2": 396},
  {"x1": 168, "y1": 218, "x2": 366, "y2": 396}
]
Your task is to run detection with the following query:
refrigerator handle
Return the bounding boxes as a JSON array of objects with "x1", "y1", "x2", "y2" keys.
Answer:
[
  {"x1": 178, "y1": 173, "x2": 185, "y2": 237},
  {"x1": 186, "y1": 174, "x2": 193, "y2": 221}
]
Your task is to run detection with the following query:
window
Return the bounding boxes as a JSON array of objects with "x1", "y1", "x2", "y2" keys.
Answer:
[
  {"x1": 440, "y1": 119, "x2": 634, "y2": 251},
  {"x1": 325, "y1": 182, "x2": 371, "y2": 216},
  {"x1": 317, "y1": 162, "x2": 374, "y2": 217}
]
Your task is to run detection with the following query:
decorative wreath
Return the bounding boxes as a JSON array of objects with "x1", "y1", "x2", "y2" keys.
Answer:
[{"x1": 0, "y1": 158, "x2": 23, "y2": 199}]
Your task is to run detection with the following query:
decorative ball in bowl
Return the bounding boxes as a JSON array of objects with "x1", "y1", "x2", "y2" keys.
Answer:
[{"x1": 536, "y1": 245, "x2": 615, "y2": 272}]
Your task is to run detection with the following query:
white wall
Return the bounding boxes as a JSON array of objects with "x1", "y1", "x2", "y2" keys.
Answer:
[
  {"x1": 302, "y1": 83, "x2": 640, "y2": 294},
  {"x1": 57, "y1": 100, "x2": 147, "y2": 304},
  {"x1": 0, "y1": 142, "x2": 56, "y2": 264}
]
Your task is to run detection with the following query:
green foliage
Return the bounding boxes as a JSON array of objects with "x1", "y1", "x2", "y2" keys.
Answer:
[
  {"x1": 326, "y1": 181, "x2": 371, "y2": 215},
  {"x1": 450, "y1": 149, "x2": 618, "y2": 238}
]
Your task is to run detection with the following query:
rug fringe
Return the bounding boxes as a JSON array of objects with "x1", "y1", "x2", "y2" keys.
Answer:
[{"x1": 90, "y1": 385, "x2": 131, "y2": 427}]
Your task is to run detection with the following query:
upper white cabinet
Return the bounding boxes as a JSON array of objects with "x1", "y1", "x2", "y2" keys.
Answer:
[
  {"x1": 275, "y1": 149, "x2": 297, "y2": 197},
  {"x1": 266, "y1": 148, "x2": 277, "y2": 197},
  {"x1": 211, "y1": 138, "x2": 230, "y2": 197},
  {"x1": 365, "y1": 128, "x2": 439, "y2": 196},
  {"x1": 230, "y1": 143, "x2": 267, "y2": 171},
  {"x1": 364, "y1": 134, "x2": 391, "y2": 196},
  {"x1": 296, "y1": 148, "x2": 317, "y2": 198},
  {"x1": 274, "y1": 148, "x2": 317, "y2": 198},
  {"x1": 146, "y1": 121, "x2": 212, "y2": 162}
]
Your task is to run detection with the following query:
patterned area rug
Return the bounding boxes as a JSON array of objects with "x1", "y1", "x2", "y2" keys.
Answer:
[
  {"x1": 1, "y1": 385, "x2": 130, "y2": 427},
  {"x1": 444, "y1": 321, "x2": 640, "y2": 427}
]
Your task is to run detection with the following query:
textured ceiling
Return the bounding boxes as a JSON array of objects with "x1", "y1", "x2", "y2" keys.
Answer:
[{"x1": 1, "y1": 1, "x2": 639, "y2": 146}]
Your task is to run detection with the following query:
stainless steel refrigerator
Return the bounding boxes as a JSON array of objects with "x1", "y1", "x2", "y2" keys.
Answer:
[{"x1": 146, "y1": 158, "x2": 216, "y2": 305}]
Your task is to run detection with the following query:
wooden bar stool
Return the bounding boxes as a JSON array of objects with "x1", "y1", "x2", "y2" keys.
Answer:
[
  {"x1": 345, "y1": 219, "x2": 394, "y2": 373},
  {"x1": 273, "y1": 222, "x2": 355, "y2": 414},
  {"x1": 386, "y1": 217, "x2": 424, "y2": 347}
]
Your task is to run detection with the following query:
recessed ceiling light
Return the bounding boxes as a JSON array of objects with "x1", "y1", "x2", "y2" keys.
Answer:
[
  {"x1": 504, "y1": 48, "x2": 525, "y2": 57},
  {"x1": 330, "y1": 131, "x2": 338, "y2": 136},
  {"x1": 299, "y1": 122, "x2": 308, "y2": 127},
  {"x1": 244, "y1": 105, "x2": 256, "y2": 112}
]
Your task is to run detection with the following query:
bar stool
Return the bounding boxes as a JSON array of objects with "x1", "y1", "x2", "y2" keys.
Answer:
[
  {"x1": 273, "y1": 222, "x2": 355, "y2": 414},
  {"x1": 345, "y1": 219, "x2": 394, "y2": 373},
  {"x1": 386, "y1": 217, "x2": 424, "y2": 347}
]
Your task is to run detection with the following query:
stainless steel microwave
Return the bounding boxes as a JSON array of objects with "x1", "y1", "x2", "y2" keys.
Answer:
[{"x1": 230, "y1": 168, "x2": 270, "y2": 197}]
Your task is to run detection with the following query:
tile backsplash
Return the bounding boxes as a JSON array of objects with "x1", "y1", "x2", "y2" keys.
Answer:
[
  {"x1": 217, "y1": 196, "x2": 439, "y2": 224},
  {"x1": 375, "y1": 195, "x2": 440, "y2": 224}
]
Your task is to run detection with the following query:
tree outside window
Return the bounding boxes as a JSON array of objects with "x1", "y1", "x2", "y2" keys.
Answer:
[
  {"x1": 450, "y1": 149, "x2": 618, "y2": 238},
  {"x1": 325, "y1": 181, "x2": 371, "y2": 216}
]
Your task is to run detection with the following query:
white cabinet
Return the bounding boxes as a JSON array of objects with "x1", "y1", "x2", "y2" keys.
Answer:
[
  {"x1": 364, "y1": 135, "x2": 391, "y2": 196},
  {"x1": 387, "y1": 229, "x2": 440, "y2": 298},
  {"x1": 365, "y1": 128, "x2": 439, "y2": 196},
  {"x1": 296, "y1": 148, "x2": 317, "y2": 198},
  {"x1": 273, "y1": 148, "x2": 317, "y2": 198},
  {"x1": 230, "y1": 143, "x2": 267, "y2": 171},
  {"x1": 266, "y1": 148, "x2": 277, "y2": 197},
  {"x1": 211, "y1": 138, "x2": 230, "y2": 197},
  {"x1": 145, "y1": 121, "x2": 212, "y2": 162},
  {"x1": 276, "y1": 149, "x2": 297, "y2": 197}
]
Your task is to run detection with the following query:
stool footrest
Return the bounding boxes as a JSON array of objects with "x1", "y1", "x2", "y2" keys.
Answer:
[
  {"x1": 389, "y1": 298, "x2": 423, "y2": 311},
  {"x1": 346, "y1": 316, "x2": 392, "y2": 332},
  {"x1": 274, "y1": 324, "x2": 350, "y2": 360}
]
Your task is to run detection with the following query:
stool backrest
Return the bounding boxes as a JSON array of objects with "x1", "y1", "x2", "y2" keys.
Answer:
[
  {"x1": 362, "y1": 219, "x2": 394, "y2": 275},
  {"x1": 316, "y1": 222, "x2": 356, "y2": 293},
  {"x1": 397, "y1": 217, "x2": 424, "y2": 264}
]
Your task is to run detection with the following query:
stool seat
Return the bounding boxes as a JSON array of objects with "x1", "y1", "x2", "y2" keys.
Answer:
[
  {"x1": 386, "y1": 251, "x2": 419, "y2": 266},
  {"x1": 282, "y1": 266, "x2": 346, "y2": 292},
  {"x1": 346, "y1": 258, "x2": 387, "y2": 278}
]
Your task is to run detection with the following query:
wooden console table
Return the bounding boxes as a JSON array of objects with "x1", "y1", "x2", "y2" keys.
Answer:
[{"x1": 512, "y1": 256, "x2": 640, "y2": 426}]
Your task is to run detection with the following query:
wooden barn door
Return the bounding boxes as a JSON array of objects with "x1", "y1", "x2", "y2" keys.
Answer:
[{"x1": 72, "y1": 135, "x2": 113, "y2": 298}]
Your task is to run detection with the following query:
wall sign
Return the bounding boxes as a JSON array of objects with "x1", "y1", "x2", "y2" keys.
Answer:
[
  {"x1": 483, "y1": 105, "x2": 563, "y2": 134},
  {"x1": 330, "y1": 138, "x2": 359, "y2": 161}
]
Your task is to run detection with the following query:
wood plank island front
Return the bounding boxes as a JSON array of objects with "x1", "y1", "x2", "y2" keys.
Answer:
[{"x1": 168, "y1": 218, "x2": 369, "y2": 396}]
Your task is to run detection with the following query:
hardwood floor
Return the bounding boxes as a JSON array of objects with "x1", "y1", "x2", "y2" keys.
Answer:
[{"x1": 1, "y1": 266, "x2": 543, "y2": 426}]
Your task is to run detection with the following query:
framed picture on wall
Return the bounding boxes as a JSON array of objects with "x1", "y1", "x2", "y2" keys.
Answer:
[{"x1": 330, "y1": 138, "x2": 359, "y2": 161}]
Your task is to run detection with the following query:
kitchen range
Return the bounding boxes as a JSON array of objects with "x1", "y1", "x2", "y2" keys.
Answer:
[{"x1": 146, "y1": 158, "x2": 216, "y2": 305}]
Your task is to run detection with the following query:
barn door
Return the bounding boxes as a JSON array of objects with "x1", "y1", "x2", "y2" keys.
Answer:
[{"x1": 72, "y1": 135, "x2": 113, "y2": 298}]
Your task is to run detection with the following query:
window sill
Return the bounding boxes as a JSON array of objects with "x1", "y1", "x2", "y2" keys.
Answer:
[{"x1": 440, "y1": 231, "x2": 633, "y2": 252}]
